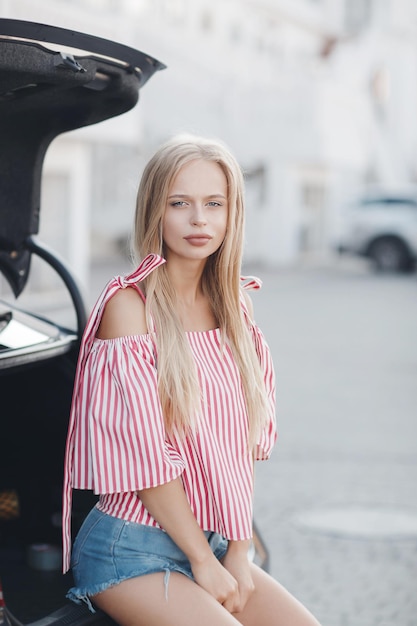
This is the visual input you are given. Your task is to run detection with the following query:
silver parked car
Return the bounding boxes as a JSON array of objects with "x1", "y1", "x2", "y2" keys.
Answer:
[{"x1": 336, "y1": 194, "x2": 417, "y2": 272}]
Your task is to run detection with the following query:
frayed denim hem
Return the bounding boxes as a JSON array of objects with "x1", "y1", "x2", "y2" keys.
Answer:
[
  {"x1": 66, "y1": 591, "x2": 97, "y2": 614},
  {"x1": 67, "y1": 568, "x2": 176, "y2": 612}
]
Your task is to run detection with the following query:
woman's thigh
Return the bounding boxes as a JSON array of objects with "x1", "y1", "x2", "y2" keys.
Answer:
[
  {"x1": 92, "y1": 571, "x2": 241, "y2": 626},
  {"x1": 235, "y1": 564, "x2": 321, "y2": 626}
]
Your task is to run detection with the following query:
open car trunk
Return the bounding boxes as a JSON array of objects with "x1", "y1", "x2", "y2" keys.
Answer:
[{"x1": 0, "y1": 18, "x2": 165, "y2": 624}]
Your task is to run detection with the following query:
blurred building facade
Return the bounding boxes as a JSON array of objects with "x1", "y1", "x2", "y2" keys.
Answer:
[{"x1": 1, "y1": 0, "x2": 417, "y2": 298}]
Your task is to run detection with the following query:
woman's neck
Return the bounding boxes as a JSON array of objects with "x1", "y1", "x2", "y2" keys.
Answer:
[
  {"x1": 165, "y1": 258, "x2": 217, "y2": 331},
  {"x1": 165, "y1": 258, "x2": 206, "y2": 306}
]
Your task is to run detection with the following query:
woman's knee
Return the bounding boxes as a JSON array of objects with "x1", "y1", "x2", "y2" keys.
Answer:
[{"x1": 235, "y1": 565, "x2": 321, "y2": 626}]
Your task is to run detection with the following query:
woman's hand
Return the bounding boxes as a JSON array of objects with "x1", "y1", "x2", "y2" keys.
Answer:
[
  {"x1": 221, "y1": 540, "x2": 255, "y2": 613},
  {"x1": 137, "y1": 480, "x2": 241, "y2": 610},
  {"x1": 191, "y1": 552, "x2": 240, "y2": 611}
]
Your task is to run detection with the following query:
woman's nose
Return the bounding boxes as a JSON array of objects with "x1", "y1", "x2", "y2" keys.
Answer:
[{"x1": 191, "y1": 206, "x2": 207, "y2": 226}]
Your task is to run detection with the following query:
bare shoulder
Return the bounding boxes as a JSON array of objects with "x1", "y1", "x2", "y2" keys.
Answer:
[
  {"x1": 96, "y1": 286, "x2": 148, "y2": 339},
  {"x1": 241, "y1": 290, "x2": 254, "y2": 320}
]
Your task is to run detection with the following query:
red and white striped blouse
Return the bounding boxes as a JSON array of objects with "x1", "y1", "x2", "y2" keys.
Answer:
[{"x1": 62, "y1": 254, "x2": 276, "y2": 572}]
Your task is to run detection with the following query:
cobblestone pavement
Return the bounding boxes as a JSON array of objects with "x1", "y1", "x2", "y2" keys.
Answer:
[{"x1": 89, "y1": 253, "x2": 417, "y2": 626}]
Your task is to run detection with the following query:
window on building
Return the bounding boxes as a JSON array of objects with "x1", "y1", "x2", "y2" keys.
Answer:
[
  {"x1": 230, "y1": 21, "x2": 242, "y2": 44},
  {"x1": 32, "y1": 172, "x2": 70, "y2": 295},
  {"x1": 91, "y1": 143, "x2": 142, "y2": 255},
  {"x1": 299, "y1": 179, "x2": 328, "y2": 252},
  {"x1": 344, "y1": 0, "x2": 372, "y2": 33},
  {"x1": 244, "y1": 165, "x2": 266, "y2": 208},
  {"x1": 201, "y1": 10, "x2": 214, "y2": 32}
]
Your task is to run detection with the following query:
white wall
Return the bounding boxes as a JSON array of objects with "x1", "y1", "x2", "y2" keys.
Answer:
[{"x1": 1, "y1": 0, "x2": 417, "y2": 284}]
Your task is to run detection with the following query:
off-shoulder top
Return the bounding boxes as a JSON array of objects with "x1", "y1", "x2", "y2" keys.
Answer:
[{"x1": 62, "y1": 254, "x2": 276, "y2": 572}]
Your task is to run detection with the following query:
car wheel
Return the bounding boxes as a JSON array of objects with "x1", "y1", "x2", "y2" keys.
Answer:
[{"x1": 367, "y1": 237, "x2": 412, "y2": 273}]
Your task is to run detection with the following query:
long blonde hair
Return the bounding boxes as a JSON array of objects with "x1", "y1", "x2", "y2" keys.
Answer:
[{"x1": 132, "y1": 134, "x2": 269, "y2": 449}]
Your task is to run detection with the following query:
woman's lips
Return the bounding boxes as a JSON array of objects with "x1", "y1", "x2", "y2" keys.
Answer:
[{"x1": 184, "y1": 235, "x2": 212, "y2": 246}]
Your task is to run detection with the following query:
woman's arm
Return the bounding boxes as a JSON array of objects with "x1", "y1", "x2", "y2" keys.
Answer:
[
  {"x1": 137, "y1": 478, "x2": 241, "y2": 611},
  {"x1": 96, "y1": 288, "x2": 222, "y2": 587},
  {"x1": 221, "y1": 539, "x2": 255, "y2": 613}
]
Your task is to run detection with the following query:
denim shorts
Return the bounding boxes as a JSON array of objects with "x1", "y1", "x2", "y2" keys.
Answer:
[{"x1": 67, "y1": 506, "x2": 229, "y2": 613}]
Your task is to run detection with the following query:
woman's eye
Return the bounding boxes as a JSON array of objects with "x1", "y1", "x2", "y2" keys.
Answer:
[
  {"x1": 170, "y1": 201, "x2": 186, "y2": 207},
  {"x1": 207, "y1": 201, "x2": 222, "y2": 207}
]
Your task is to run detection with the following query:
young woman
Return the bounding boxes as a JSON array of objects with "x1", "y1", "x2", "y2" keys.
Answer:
[{"x1": 62, "y1": 134, "x2": 321, "y2": 625}]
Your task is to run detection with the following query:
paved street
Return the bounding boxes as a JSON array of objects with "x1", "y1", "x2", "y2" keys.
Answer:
[
  {"x1": 247, "y1": 256, "x2": 417, "y2": 626},
  {"x1": 89, "y1": 253, "x2": 417, "y2": 626}
]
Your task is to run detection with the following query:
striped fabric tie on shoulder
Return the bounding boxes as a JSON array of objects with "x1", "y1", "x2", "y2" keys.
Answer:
[
  {"x1": 240, "y1": 275, "x2": 262, "y2": 291},
  {"x1": 62, "y1": 254, "x2": 166, "y2": 573}
]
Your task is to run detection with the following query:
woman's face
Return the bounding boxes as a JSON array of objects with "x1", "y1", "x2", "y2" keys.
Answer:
[{"x1": 162, "y1": 159, "x2": 228, "y2": 263}]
